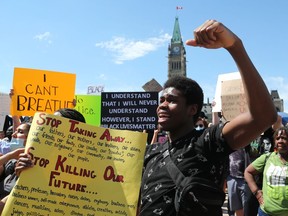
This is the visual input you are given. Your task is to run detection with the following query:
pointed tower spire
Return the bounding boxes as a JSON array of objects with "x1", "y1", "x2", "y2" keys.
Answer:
[{"x1": 171, "y1": 16, "x2": 182, "y2": 44}]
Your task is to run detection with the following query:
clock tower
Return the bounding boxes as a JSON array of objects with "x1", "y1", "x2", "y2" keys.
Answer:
[{"x1": 168, "y1": 16, "x2": 186, "y2": 78}]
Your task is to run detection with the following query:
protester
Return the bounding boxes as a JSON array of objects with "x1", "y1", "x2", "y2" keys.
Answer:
[
  {"x1": 244, "y1": 115, "x2": 283, "y2": 216},
  {"x1": 138, "y1": 19, "x2": 277, "y2": 216},
  {"x1": 3, "y1": 126, "x2": 13, "y2": 142},
  {"x1": 245, "y1": 126, "x2": 288, "y2": 215},
  {"x1": 226, "y1": 148, "x2": 248, "y2": 216},
  {"x1": 0, "y1": 121, "x2": 30, "y2": 199},
  {"x1": 0, "y1": 116, "x2": 31, "y2": 155},
  {"x1": 194, "y1": 116, "x2": 208, "y2": 131}
]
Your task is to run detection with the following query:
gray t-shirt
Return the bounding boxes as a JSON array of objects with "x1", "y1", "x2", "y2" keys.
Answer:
[{"x1": 228, "y1": 148, "x2": 246, "y2": 178}]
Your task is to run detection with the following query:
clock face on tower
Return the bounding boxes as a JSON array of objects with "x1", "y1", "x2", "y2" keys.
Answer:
[{"x1": 173, "y1": 46, "x2": 180, "y2": 54}]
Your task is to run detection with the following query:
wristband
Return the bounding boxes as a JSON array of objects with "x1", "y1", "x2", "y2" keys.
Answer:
[{"x1": 253, "y1": 189, "x2": 260, "y2": 196}]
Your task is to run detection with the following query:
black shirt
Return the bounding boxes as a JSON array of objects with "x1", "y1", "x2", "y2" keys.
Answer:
[{"x1": 139, "y1": 124, "x2": 232, "y2": 216}]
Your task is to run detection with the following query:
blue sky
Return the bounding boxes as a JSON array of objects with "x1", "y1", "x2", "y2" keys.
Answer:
[{"x1": 1, "y1": 1, "x2": 288, "y2": 112}]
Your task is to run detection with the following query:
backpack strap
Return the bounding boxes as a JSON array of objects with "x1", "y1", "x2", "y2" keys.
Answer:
[
  {"x1": 162, "y1": 142, "x2": 224, "y2": 213},
  {"x1": 162, "y1": 143, "x2": 185, "y2": 185},
  {"x1": 162, "y1": 144, "x2": 209, "y2": 213}
]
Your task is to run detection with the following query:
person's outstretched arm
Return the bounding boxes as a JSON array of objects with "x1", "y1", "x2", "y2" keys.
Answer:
[
  {"x1": 186, "y1": 20, "x2": 277, "y2": 150},
  {"x1": 0, "y1": 148, "x2": 24, "y2": 167}
]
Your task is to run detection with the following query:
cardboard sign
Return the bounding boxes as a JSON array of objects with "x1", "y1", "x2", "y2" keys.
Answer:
[
  {"x1": 101, "y1": 92, "x2": 158, "y2": 131},
  {"x1": 142, "y1": 78, "x2": 163, "y2": 92},
  {"x1": 0, "y1": 93, "x2": 10, "y2": 131},
  {"x1": 213, "y1": 72, "x2": 240, "y2": 112},
  {"x1": 0, "y1": 92, "x2": 10, "y2": 115},
  {"x1": 3, "y1": 112, "x2": 147, "y2": 216},
  {"x1": 11, "y1": 68, "x2": 76, "y2": 116},
  {"x1": 74, "y1": 95, "x2": 101, "y2": 126},
  {"x1": 221, "y1": 79, "x2": 248, "y2": 121}
]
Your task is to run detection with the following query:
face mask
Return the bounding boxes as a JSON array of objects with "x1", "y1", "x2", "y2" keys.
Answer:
[
  {"x1": 195, "y1": 124, "x2": 204, "y2": 131},
  {"x1": 195, "y1": 126, "x2": 204, "y2": 131},
  {"x1": 9, "y1": 137, "x2": 25, "y2": 151}
]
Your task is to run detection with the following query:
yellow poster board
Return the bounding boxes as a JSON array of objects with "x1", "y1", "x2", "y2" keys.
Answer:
[
  {"x1": 3, "y1": 112, "x2": 147, "y2": 216},
  {"x1": 11, "y1": 68, "x2": 76, "y2": 116}
]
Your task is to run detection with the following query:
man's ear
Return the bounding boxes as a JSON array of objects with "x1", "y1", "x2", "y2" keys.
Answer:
[{"x1": 188, "y1": 104, "x2": 198, "y2": 116}]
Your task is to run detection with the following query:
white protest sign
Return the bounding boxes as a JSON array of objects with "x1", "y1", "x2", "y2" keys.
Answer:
[
  {"x1": 0, "y1": 92, "x2": 10, "y2": 131},
  {"x1": 212, "y1": 72, "x2": 240, "y2": 112},
  {"x1": 87, "y1": 85, "x2": 105, "y2": 95},
  {"x1": 221, "y1": 79, "x2": 248, "y2": 121}
]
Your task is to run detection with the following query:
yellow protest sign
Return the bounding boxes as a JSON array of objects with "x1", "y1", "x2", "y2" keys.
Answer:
[
  {"x1": 11, "y1": 68, "x2": 76, "y2": 116},
  {"x1": 3, "y1": 112, "x2": 147, "y2": 216}
]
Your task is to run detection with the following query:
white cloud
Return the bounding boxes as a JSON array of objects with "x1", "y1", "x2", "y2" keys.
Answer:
[
  {"x1": 99, "y1": 74, "x2": 107, "y2": 80},
  {"x1": 95, "y1": 33, "x2": 171, "y2": 64},
  {"x1": 34, "y1": 32, "x2": 52, "y2": 44}
]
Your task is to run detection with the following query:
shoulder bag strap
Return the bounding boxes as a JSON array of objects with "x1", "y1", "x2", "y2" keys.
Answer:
[{"x1": 162, "y1": 144, "x2": 186, "y2": 188}]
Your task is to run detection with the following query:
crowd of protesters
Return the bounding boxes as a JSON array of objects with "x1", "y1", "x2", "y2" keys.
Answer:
[{"x1": 0, "y1": 18, "x2": 287, "y2": 216}]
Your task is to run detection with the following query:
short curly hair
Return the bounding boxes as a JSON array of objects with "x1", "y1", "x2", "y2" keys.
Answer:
[{"x1": 163, "y1": 76, "x2": 203, "y2": 122}]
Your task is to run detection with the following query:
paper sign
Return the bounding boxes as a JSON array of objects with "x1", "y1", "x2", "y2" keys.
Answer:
[
  {"x1": 87, "y1": 85, "x2": 104, "y2": 95},
  {"x1": 3, "y1": 112, "x2": 147, "y2": 216},
  {"x1": 11, "y1": 68, "x2": 76, "y2": 116},
  {"x1": 0, "y1": 92, "x2": 10, "y2": 115},
  {"x1": 221, "y1": 79, "x2": 248, "y2": 121},
  {"x1": 74, "y1": 95, "x2": 101, "y2": 126},
  {"x1": 0, "y1": 115, "x2": 5, "y2": 131},
  {"x1": 213, "y1": 72, "x2": 240, "y2": 112},
  {"x1": 0, "y1": 93, "x2": 10, "y2": 131}
]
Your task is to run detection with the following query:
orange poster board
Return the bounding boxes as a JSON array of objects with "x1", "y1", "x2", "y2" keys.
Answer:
[
  {"x1": 11, "y1": 68, "x2": 76, "y2": 116},
  {"x1": 3, "y1": 112, "x2": 147, "y2": 216}
]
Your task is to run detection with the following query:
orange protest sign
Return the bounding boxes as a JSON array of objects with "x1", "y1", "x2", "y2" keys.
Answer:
[{"x1": 11, "y1": 68, "x2": 76, "y2": 116}]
